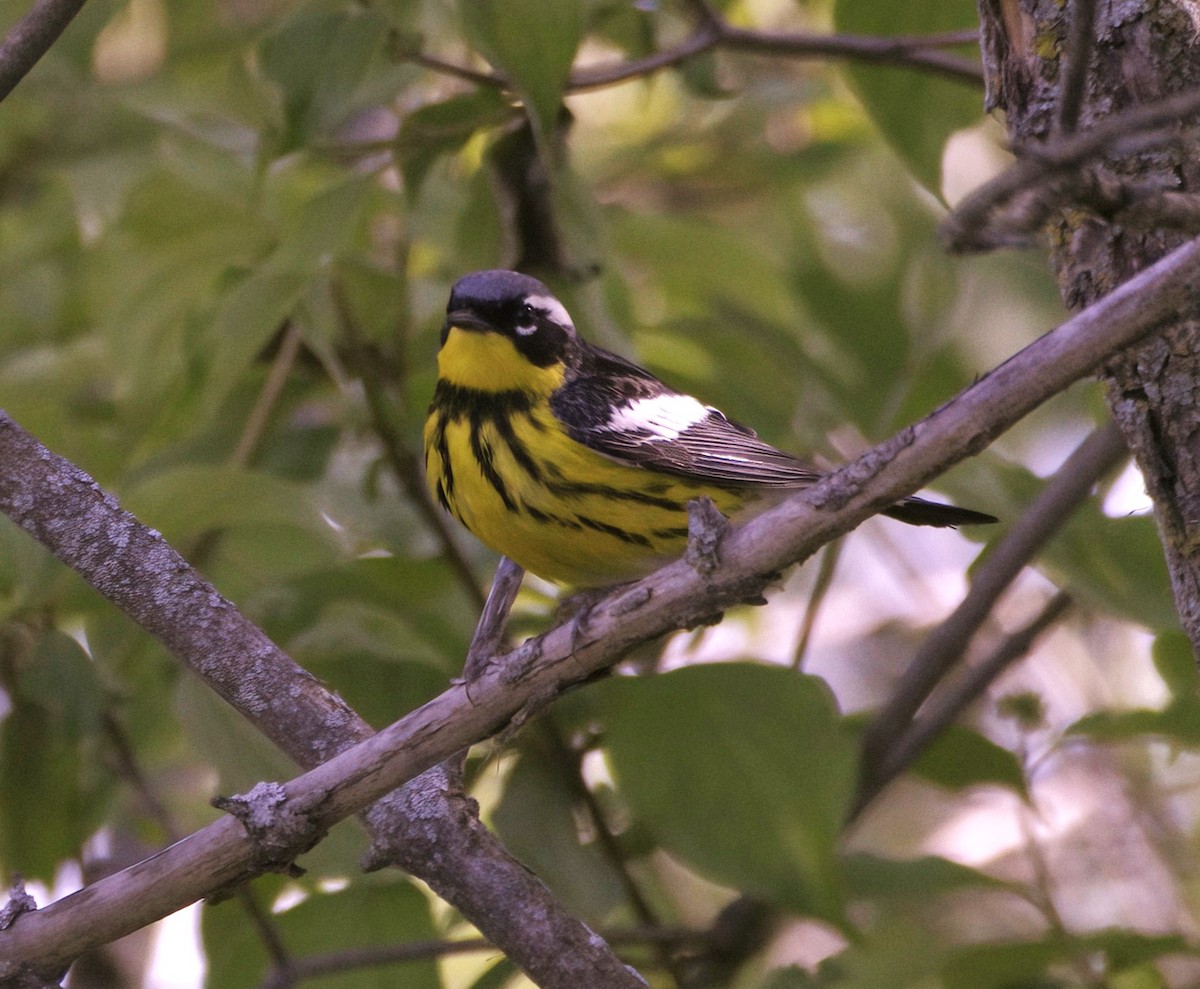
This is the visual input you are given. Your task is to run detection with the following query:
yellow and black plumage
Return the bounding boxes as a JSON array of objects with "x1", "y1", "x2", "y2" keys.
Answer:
[{"x1": 424, "y1": 270, "x2": 995, "y2": 587}]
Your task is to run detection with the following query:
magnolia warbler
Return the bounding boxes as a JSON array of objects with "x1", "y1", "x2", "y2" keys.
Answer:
[{"x1": 424, "y1": 270, "x2": 995, "y2": 587}]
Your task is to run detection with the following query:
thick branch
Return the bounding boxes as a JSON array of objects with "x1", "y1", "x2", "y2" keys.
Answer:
[
  {"x1": 3, "y1": 232, "x2": 1199, "y2": 978},
  {"x1": 0, "y1": 422, "x2": 640, "y2": 987},
  {"x1": 0, "y1": 0, "x2": 87, "y2": 102}
]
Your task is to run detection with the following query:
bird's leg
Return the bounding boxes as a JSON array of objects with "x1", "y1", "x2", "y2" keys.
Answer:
[{"x1": 462, "y1": 556, "x2": 525, "y2": 684}]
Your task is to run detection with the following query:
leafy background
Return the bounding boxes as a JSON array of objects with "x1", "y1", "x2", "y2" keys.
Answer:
[{"x1": 0, "y1": 0, "x2": 1195, "y2": 986}]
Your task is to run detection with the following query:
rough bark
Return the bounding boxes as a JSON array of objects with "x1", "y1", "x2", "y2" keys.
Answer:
[{"x1": 979, "y1": 0, "x2": 1200, "y2": 649}]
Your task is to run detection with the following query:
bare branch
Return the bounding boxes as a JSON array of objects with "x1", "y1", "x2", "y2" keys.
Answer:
[
  {"x1": 404, "y1": 18, "x2": 983, "y2": 95},
  {"x1": 0, "y1": 429, "x2": 636, "y2": 984},
  {"x1": 790, "y1": 541, "x2": 842, "y2": 670},
  {"x1": 0, "y1": 0, "x2": 88, "y2": 103},
  {"x1": 852, "y1": 590, "x2": 1074, "y2": 821},
  {"x1": 3, "y1": 231, "x2": 1199, "y2": 979},
  {"x1": 858, "y1": 420, "x2": 1127, "y2": 791},
  {"x1": 716, "y1": 25, "x2": 982, "y2": 87},
  {"x1": 942, "y1": 86, "x2": 1200, "y2": 252},
  {"x1": 855, "y1": 590, "x2": 1073, "y2": 819}
]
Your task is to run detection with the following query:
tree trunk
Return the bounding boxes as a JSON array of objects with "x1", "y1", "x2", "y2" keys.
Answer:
[{"x1": 980, "y1": 0, "x2": 1200, "y2": 651}]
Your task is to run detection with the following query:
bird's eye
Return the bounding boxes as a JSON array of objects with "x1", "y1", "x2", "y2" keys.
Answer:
[{"x1": 514, "y1": 303, "x2": 539, "y2": 337}]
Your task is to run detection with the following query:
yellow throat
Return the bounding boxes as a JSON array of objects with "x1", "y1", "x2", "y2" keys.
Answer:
[{"x1": 437, "y1": 326, "x2": 565, "y2": 395}]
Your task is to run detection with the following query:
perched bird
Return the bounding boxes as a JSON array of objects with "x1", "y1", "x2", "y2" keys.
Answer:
[{"x1": 424, "y1": 270, "x2": 995, "y2": 587}]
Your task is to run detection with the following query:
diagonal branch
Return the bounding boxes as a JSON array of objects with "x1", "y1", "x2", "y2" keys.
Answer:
[
  {"x1": 857, "y1": 588, "x2": 1073, "y2": 818},
  {"x1": 858, "y1": 420, "x2": 1128, "y2": 789},
  {"x1": 941, "y1": 85, "x2": 1200, "y2": 251},
  {"x1": 0, "y1": 0, "x2": 87, "y2": 103},
  {"x1": 0, "y1": 448, "x2": 638, "y2": 981},
  {"x1": 2, "y1": 230, "x2": 1199, "y2": 979}
]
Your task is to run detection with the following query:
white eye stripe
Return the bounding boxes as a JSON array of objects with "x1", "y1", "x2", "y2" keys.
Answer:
[
  {"x1": 523, "y1": 293, "x2": 574, "y2": 330},
  {"x1": 605, "y1": 394, "x2": 711, "y2": 440}
]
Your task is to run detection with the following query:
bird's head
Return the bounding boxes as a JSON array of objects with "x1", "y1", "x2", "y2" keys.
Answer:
[{"x1": 439, "y1": 270, "x2": 578, "y2": 393}]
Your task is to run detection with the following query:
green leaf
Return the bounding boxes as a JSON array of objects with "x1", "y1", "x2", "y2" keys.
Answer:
[
  {"x1": 0, "y1": 633, "x2": 113, "y2": 880},
  {"x1": 599, "y1": 663, "x2": 857, "y2": 921},
  {"x1": 16, "y1": 631, "x2": 104, "y2": 739},
  {"x1": 1151, "y1": 631, "x2": 1198, "y2": 698},
  {"x1": 295, "y1": 648, "x2": 450, "y2": 731},
  {"x1": 459, "y1": 0, "x2": 582, "y2": 151},
  {"x1": 492, "y1": 739, "x2": 627, "y2": 919},
  {"x1": 941, "y1": 931, "x2": 1186, "y2": 989},
  {"x1": 275, "y1": 558, "x2": 477, "y2": 671},
  {"x1": 122, "y1": 464, "x2": 329, "y2": 544},
  {"x1": 259, "y1": 10, "x2": 390, "y2": 150},
  {"x1": 843, "y1": 852, "x2": 1008, "y2": 901},
  {"x1": 396, "y1": 89, "x2": 517, "y2": 199},
  {"x1": 0, "y1": 517, "x2": 68, "y2": 622},
  {"x1": 833, "y1": 0, "x2": 982, "y2": 194},
  {"x1": 173, "y1": 672, "x2": 297, "y2": 797},
  {"x1": 199, "y1": 177, "x2": 371, "y2": 424},
  {"x1": 910, "y1": 724, "x2": 1027, "y2": 796},
  {"x1": 1068, "y1": 701, "x2": 1200, "y2": 746},
  {"x1": 203, "y1": 880, "x2": 439, "y2": 989}
]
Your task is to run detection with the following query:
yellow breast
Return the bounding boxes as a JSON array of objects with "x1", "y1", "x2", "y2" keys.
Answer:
[{"x1": 424, "y1": 387, "x2": 749, "y2": 586}]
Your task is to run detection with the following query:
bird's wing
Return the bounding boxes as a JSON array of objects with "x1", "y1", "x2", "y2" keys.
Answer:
[{"x1": 551, "y1": 346, "x2": 820, "y2": 488}]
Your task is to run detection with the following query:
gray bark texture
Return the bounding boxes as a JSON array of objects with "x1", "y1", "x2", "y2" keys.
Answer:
[{"x1": 979, "y1": 0, "x2": 1200, "y2": 651}]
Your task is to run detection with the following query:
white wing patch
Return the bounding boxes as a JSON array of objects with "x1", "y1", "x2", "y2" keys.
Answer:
[{"x1": 605, "y1": 393, "x2": 711, "y2": 441}]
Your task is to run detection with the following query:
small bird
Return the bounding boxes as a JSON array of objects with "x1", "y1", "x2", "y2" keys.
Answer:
[{"x1": 424, "y1": 270, "x2": 995, "y2": 587}]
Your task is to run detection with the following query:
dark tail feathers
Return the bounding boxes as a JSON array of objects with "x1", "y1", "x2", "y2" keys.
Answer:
[{"x1": 883, "y1": 496, "x2": 997, "y2": 528}]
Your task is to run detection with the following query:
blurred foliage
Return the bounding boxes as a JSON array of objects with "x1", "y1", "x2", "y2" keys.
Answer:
[{"x1": 0, "y1": 0, "x2": 1195, "y2": 987}]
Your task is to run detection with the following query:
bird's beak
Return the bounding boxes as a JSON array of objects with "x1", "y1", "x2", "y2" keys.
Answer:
[{"x1": 444, "y1": 310, "x2": 495, "y2": 335}]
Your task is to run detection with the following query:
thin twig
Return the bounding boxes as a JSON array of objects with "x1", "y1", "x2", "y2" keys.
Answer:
[
  {"x1": 103, "y1": 713, "x2": 296, "y2": 973},
  {"x1": 403, "y1": 18, "x2": 983, "y2": 95},
  {"x1": 100, "y1": 711, "x2": 180, "y2": 840},
  {"x1": 235, "y1": 886, "x2": 294, "y2": 977},
  {"x1": 853, "y1": 590, "x2": 1073, "y2": 818},
  {"x1": 567, "y1": 23, "x2": 723, "y2": 90},
  {"x1": 0, "y1": 0, "x2": 88, "y2": 103},
  {"x1": 259, "y1": 924, "x2": 705, "y2": 988},
  {"x1": 858, "y1": 421, "x2": 1127, "y2": 786},
  {"x1": 405, "y1": 50, "x2": 502, "y2": 88},
  {"x1": 716, "y1": 25, "x2": 981, "y2": 87},
  {"x1": 1056, "y1": 0, "x2": 1098, "y2": 135},
  {"x1": 232, "y1": 324, "x2": 305, "y2": 468},
  {"x1": 332, "y1": 283, "x2": 486, "y2": 611},
  {"x1": 186, "y1": 322, "x2": 305, "y2": 568},
  {"x1": 539, "y1": 721, "x2": 690, "y2": 985},
  {"x1": 791, "y1": 540, "x2": 843, "y2": 671}
]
